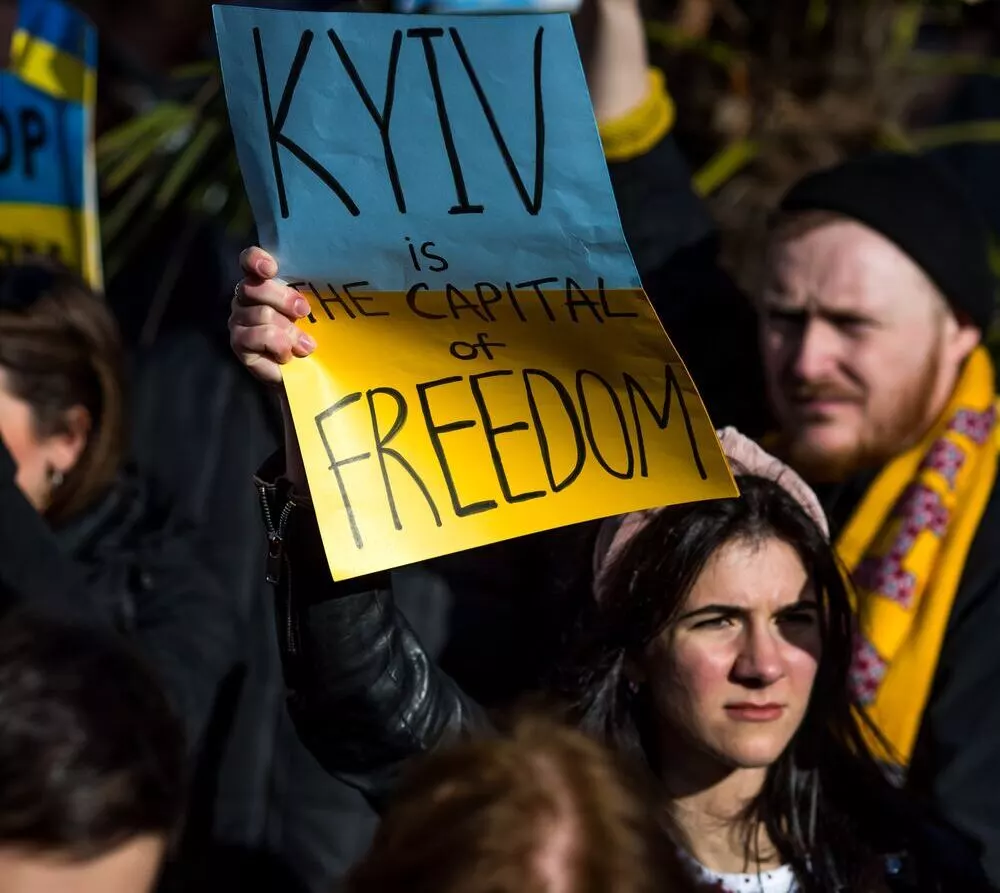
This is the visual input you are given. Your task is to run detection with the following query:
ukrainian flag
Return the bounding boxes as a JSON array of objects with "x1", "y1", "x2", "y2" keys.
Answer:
[{"x1": 0, "y1": 0, "x2": 100, "y2": 288}]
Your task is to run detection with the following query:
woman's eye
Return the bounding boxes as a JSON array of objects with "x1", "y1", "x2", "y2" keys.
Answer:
[
  {"x1": 778, "y1": 611, "x2": 817, "y2": 627},
  {"x1": 692, "y1": 616, "x2": 734, "y2": 630}
]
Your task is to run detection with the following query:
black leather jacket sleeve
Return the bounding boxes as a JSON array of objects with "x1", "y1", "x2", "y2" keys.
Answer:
[{"x1": 256, "y1": 455, "x2": 490, "y2": 807}]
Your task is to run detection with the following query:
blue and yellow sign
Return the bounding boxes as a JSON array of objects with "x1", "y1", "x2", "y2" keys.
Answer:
[
  {"x1": 1, "y1": 0, "x2": 100, "y2": 287},
  {"x1": 216, "y1": 8, "x2": 735, "y2": 580}
]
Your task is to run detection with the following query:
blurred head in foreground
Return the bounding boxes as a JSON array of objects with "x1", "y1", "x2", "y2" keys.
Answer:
[
  {"x1": 345, "y1": 716, "x2": 673, "y2": 893},
  {"x1": 0, "y1": 612, "x2": 185, "y2": 893}
]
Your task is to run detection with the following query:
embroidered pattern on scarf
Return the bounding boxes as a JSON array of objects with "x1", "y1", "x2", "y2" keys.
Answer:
[{"x1": 848, "y1": 402, "x2": 996, "y2": 707}]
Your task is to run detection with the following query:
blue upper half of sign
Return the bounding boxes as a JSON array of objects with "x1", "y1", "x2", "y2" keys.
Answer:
[{"x1": 214, "y1": 7, "x2": 641, "y2": 290}]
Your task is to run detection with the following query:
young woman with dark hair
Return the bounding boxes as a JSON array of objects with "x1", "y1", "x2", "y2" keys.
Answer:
[
  {"x1": 557, "y1": 474, "x2": 897, "y2": 891},
  {"x1": 231, "y1": 249, "x2": 987, "y2": 892}
]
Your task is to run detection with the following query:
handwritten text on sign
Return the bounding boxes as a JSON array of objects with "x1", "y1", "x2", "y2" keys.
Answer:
[{"x1": 215, "y1": 9, "x2": 735, "y2": 579}]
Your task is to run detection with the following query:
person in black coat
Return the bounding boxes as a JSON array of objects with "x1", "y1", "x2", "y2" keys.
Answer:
[{"x1": 0, "y1": 262, "x2": 240, "y2": 887}]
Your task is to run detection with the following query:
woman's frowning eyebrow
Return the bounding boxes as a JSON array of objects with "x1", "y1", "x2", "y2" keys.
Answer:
[
  {"x1": 676, "y1": 604, "x2": 743, "y2": 623},
  {"x1": 677, "y1": 600, "x2": 819, "y2": 623},
  {"x1": 777, "y1": 601, "x2": 819, "y2": 614}
]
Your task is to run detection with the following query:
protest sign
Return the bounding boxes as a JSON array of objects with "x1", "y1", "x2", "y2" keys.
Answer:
[
  {"x1": 0, "y1": 0, "x2": 101, "y2": 287},
  {"x1": 215, "y1": 6, "x2": 736, "y2": 580}
]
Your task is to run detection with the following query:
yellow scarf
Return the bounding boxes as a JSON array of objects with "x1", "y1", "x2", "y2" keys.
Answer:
[{"x1": 837, "y1": 347, "x2": 999, "y2": 766}]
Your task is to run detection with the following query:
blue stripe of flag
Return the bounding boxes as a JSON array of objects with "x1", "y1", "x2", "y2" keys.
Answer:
[{"x1": 16, "y1": 0, "x2": 97, "y2": 67}]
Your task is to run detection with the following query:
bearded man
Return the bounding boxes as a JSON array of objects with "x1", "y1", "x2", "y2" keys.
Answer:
[{"x1": 760, "y1": 156, "x2": 996, "y2": 775}]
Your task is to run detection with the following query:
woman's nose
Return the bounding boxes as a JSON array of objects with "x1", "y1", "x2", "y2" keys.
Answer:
[{"x1": 732, "y1": 625, "x2": 785, "y2": 688}]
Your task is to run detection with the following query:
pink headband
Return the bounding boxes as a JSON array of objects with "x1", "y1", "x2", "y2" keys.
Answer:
[{"x1": 592, "y1": 427, "x2": 829, "y2": 596}]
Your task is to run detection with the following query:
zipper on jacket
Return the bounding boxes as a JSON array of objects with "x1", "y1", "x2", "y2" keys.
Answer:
[
  {"x1": 259, "y1": 487, "x2": 293, "y2": 585},
  {"x1": 258, "y1": 485, "x2": 299, "y2": 658}
]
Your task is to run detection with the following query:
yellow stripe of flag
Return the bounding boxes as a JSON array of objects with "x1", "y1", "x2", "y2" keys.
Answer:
[
  {"x1": 9, "y1": 28, "x2": 96, "y2": 104},
  {"x1": 0, "y1": 202, "x2": 101, "y2": 287}
]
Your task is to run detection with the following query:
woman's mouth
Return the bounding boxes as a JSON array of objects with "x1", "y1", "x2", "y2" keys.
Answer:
[{"x1": 724, "y1": 703, "x2": 785, "y2": 722}]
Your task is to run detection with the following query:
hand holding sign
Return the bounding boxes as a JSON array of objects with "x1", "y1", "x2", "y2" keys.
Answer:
[
  {"x1": 216, "y1": 8, "x2": 735, "y2": 580},
  {"x1": 230, "y1": 247, "x2": 316, "y2": 386}
]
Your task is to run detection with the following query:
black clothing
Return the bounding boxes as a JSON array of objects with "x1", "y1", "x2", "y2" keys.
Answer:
[
  {"x1": 131, "y1": 329, "x2": 383, "y2": 891},
  {"x1": 818, "y1": 465, "x2": 1000, "y2": 887},
  {"x1": 258, "y1": 463, "x2": 491, "y2": 808},
  {"x1": 51, "y1": 467, "x2": 239, "y2": 752},
  {"x1": 0, "y1": 436, "x2": 239, "y2": 750},
  {"x1": 0, "y1": 437, "x2": 102, "y2": 623}
]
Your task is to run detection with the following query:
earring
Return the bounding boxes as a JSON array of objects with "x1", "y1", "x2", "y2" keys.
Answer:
[
  {"x1": 627, "y1": 679, "x2": 640, "y2": 695},
  {"x1": 48, "y1": 467, "x2": 65, "y2": 489}
]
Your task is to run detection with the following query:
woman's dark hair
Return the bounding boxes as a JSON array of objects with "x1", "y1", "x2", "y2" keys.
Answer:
[
  {"x1": 0, "y1": 610, "x2": 186, "y2": 859},
  {"x1": 554, "y1": 475, "x2": 901, "y2": 892},
  {"x1": 0, "y1": 263, "x2": 126, "y2": 523}
]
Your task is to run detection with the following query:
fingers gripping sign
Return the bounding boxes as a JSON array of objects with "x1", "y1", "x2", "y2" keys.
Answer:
[{"x1": 229, "y1": 250, "x2": 317, "y2": 385}]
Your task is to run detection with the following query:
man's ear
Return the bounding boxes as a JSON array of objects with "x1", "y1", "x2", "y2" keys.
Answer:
[
  {"x1": 952, "y1": 322, "x2": 982, "y2": 364},
  {"x1": 942, "y1": 299, "x2": 983, "y2": 367}
]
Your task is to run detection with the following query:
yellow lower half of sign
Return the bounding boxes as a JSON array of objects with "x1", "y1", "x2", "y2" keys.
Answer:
[
  {"x1": 0, "y1": 203, "x2": 102, "y2": 289},
  {"x1": 283, "y1": 284, "x2": 736, "y2": 580}
]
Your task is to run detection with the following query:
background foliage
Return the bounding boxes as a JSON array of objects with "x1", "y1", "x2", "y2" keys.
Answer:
[{"x1": 87, "y1": 0, "x2": 1000, "y2": 345}]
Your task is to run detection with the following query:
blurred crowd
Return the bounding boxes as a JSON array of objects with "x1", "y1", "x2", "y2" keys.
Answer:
[{"x1": 3, "y1": 1, "x2": 1000, "y2": 892}]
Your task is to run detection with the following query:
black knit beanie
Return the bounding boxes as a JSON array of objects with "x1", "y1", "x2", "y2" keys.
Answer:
[{"x1": 777, "y1": 153, "x2": 995, "y2": 332}]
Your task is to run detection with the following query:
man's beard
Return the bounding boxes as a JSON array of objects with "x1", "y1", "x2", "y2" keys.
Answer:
[{"x1": 780, "y1": 350, "x2": 942, "y2": 484}]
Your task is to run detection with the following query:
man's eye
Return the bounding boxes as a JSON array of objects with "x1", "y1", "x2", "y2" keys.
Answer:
[
  {"x1": 840, "y1": 320, "x2": 869, "y2": 336},
  {"x1": 766, "y1": 309, "x2": 805, "y2": 327}
]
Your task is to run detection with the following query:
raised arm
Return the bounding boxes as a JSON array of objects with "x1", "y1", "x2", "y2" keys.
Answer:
[
  {"x1": 577, "y1": 0, "x2": 650, "y2": 123},
  {"x1": 578, "y1": 0, "x2": 769, "y2": 436},
  {"x1": 576, "y1": 0, "x2": 716, "y2": 279},
  {"x1": 232, "y1": 249, "x2": 490, "y2": 806}
]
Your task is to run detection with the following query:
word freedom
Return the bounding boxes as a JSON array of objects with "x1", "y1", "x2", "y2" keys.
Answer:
[{"x1": 315, "y1": 362, "x2": 707, "y2": 550}]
